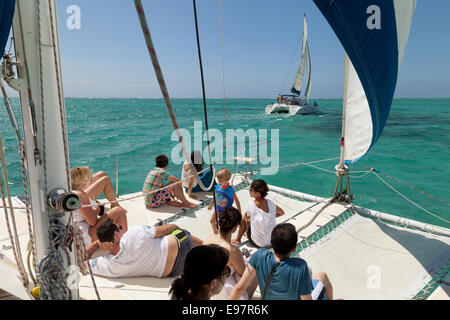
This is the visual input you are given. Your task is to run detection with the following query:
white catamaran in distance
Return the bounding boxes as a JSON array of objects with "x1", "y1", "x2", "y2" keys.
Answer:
[
  {"x1": 265, "y1": 14, "x2": 320, "y2": 115},
  {"x1": 0, "y1": 0, "x2": 449, "y2": 301}
]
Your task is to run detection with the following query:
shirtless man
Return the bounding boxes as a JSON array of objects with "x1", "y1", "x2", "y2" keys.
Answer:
[{"x1": 87, "y1": 219, "x2": 202, "y2": 278}]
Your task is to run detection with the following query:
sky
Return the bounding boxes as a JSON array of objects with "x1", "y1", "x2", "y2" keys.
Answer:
[{"x1": 5, "y1": 0, "x2": 450, "y2": 98}]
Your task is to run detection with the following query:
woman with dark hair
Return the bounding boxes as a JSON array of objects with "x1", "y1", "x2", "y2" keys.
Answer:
[
  {"x1": 237, "y1": 179, "x2": 285, "y2": 248},
  {"x1": 204, "y1": 207, "x2": 258, "y2": 300},
  {"x1": 181, "y1": 151, "x2": 215, "y2": 199},
  {"x1": 169, "y1": 244, "x2": 230, "y2": 300}
]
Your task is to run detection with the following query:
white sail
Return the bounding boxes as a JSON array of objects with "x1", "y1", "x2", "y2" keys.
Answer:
[
  {"x1": 291, "y1": 14, "x2": 307, "y2": 95},
  {"x1": 304, "y1": 42, "x2": 312, "y2": 104},
  {"x1": 342, "y1": 54, "x2": 372, "y2": 163},
  {"x1": 311, "y1": 0, "x2": 418, "y2": 164}
]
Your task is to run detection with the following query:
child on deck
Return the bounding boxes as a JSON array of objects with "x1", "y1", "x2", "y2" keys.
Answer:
[
  {"x1": 236, "y1": 179, "x2": 285, "y2": 248},
  {"x1": 208, "y1": 168, "x2": 242, "y2": 241}
]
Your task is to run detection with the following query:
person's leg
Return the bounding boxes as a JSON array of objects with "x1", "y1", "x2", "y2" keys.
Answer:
[
  {"x1": 92, "y1": 171, "x2": 107, "y2": 183},
  {"x1": 167, "y1": 183, "x2": 197, "y2": 208},
  {"x1": 312, "y1": 272, "x2": 333, "y2": 300},
  {"x1": 84, "y1": 175, "x2": 119, "y2": 207},
  {"x1": 190, "y1": 234, "x2": 203, "y2": 247}
]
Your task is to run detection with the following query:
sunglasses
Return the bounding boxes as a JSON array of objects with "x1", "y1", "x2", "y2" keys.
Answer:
[{"x1": 222, "y1": 266, "x2": 231, "y2": 279}]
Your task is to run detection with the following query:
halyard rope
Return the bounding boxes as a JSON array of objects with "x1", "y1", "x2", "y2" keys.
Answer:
[
  {"x1": 133, "y1": 0, "x2": 215, "y2": 193},
  {"x1": 1, "y1": 79, "x2": 38, "y2": 272},
  {"x1": 192, "y1": 0, "x2": 219, "y2": 228},
  {"x1": 0, "y1": 135, "x2": 30, "y2": 289},
  {"x1": 218, "y1": 0, "x2": 227, "y2": 139}
]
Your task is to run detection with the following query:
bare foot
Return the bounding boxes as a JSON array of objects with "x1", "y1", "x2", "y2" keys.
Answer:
[
  {"x1": 231, "y1": 238, "x2": 241, "y2": 244},
  {"x1": 167, "y1": 201, "x2": 184, "y2": 208}
]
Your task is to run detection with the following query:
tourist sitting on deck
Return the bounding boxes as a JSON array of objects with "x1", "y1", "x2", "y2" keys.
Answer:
[
  {"x1": 203, "y1": 207, "x2": 258, "y2": 300},
  {"x1": 71, "y1": 166, "x2": 127, "y2": 247},
  {"x1": 143, "y1": 154, "x2": 197, "y2": 209},
  {"x1": 181, "y1": 151, "x2": 215, "y2": 200},
  {"x1": 227, "y1": 223, "x2": 334, "y2": 300},
  {"x1": 87, "y1": 219, "x2": 203, "y2": 278},
  {"x1": 169, "y1": 244, "x2": 230, "y2": 300},
  {"x1": 235, "y1": 179, "x2": 284, "y2": 248},
  {"x1": 208, "y1": 168, "x2": 242, "y2": 238}
]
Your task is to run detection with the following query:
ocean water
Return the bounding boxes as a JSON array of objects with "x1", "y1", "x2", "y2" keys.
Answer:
[{"x1": 1, "y1": 98, "x2": 449, "y2": 228}]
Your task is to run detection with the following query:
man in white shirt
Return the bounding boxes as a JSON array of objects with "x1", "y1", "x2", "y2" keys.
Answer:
[{"x1": 87, "y1": 219, "x2": 202, "y2": 278}]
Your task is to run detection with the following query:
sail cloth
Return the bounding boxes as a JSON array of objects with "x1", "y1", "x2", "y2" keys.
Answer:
[
  {"x1": 304, "y1": 42, "x2": 312, "y2": 104},
  {"x1": 291, "y1": 15, "x2": 308, "y2": 96},
  {"x1": 0, "y1": 0, "x2": 15, "y2": 55},
  {"x1": 313, "y1": 0, "x2": 417, "y2": 163}
]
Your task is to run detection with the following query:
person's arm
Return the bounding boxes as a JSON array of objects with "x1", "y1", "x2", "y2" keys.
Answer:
[
  {"x1": 227, "y1": 264, "x2": 257, "y2": 300},
  {"x1": 167, "y1": 175, "x2": 180, "y2": 183},
  {"x1": 154, "y1": 224, "x2": 180, "y2": 238},
  {"x1": 210, "y1": 212, "x2": 218, "y2": 234},
  {"x1": 86, "y1": 240, "x2": 100, "y2": 259},
  {"x1": 233, "y1": 212, "x2": 248, "y2": 243},
  {"x1": 234, "y1": 195, "x2": 241, "y2": 213},
  {"x1": 275, "y1": 205, "x2": 285, "y2": 217},
  {"x1": 300, "y1": 294, "x2": 312, "y2": 300},
  {"x1": 229, "y1": 246, "x2": 246, "y2": 276},
  {"x1": 75, "y1": 191, "x2": 99, "y2": 226}
]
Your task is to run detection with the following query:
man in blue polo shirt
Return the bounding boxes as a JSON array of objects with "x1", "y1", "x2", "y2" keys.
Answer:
[{"x1": 227, "y1": 223, "x2": 334, "y2": 300}]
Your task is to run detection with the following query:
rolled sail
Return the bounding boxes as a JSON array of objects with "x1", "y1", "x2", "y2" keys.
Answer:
[
  {"x1": 313, "y1": 0, "x2": 417, "y2": 163},
  {"x1": 0, "y1": 0, "x2": 15, "y2": 55},
  {"x1": 304, "y1": 42, "x2": 312, "y2": 104}
]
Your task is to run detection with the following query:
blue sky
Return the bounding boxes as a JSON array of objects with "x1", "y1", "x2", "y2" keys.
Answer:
[{"x1": 8, "y1": 0, "x2": 450, "y2": 98}]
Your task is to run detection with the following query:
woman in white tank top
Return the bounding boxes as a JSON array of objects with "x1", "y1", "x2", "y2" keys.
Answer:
[{"x1": 243, "y1": 179, "x2": 285, "y2": 248}]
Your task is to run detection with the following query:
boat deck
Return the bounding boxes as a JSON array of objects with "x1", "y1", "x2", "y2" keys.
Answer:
[{"x1": 0, "y1": 174, "x2": 449, "y2": 300}]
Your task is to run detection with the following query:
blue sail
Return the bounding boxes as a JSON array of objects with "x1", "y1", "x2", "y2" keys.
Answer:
[
  {"x1": 313, "y1": 0, "x2": 416, "y2": 163},
  {"x1": 0, "y1": 0, "x2": 15, "y2": 55}
]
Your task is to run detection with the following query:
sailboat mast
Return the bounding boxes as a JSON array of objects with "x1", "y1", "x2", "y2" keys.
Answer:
[
  {"x1": 333, "y1": 53, "x2": 351, "y2": 201},
  {"x1": 9, "y1": 0, "x2": 80, "y2": 299}
]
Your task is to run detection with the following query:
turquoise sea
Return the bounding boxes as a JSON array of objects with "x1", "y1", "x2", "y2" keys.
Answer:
[{"x1": 1, "y1": 98, "x2": 449, "y2": 229}]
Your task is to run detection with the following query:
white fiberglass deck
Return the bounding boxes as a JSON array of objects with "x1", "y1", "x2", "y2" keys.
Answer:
[{"x1": 0, "y1": 174, "x2": 449, "y2": 300}]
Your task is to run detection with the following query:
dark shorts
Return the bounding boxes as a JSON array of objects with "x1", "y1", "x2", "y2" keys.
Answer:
[
  {"x1": 247, "y1": 226, "x2": 271, "y2": 249},
  {"x1": 168, "y1": 229, "x2": 194, "y2": 277}
]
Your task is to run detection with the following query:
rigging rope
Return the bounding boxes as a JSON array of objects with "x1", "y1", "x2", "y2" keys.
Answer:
[
  {"x1": 369, "y1": 167, "x2": 450, "y2": 207},
  {"x1": 0, "y1": 135, "x2": 30, "y2": 289},
  {"x1": 218, "y1": 0, "x2": 227, "y2": 139},
  {"x1": 1, "y1": 79, "x2": 38, "y2": 272},
  {"x1": 133, "y1": 0, "x2": 215, "y2": 193},
  {"x1": 372, "y1": 171, "x2": 449, "y2": 225},
  {"x1": 192, "y1": 0, "x2": 219, "y2": 227}
]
